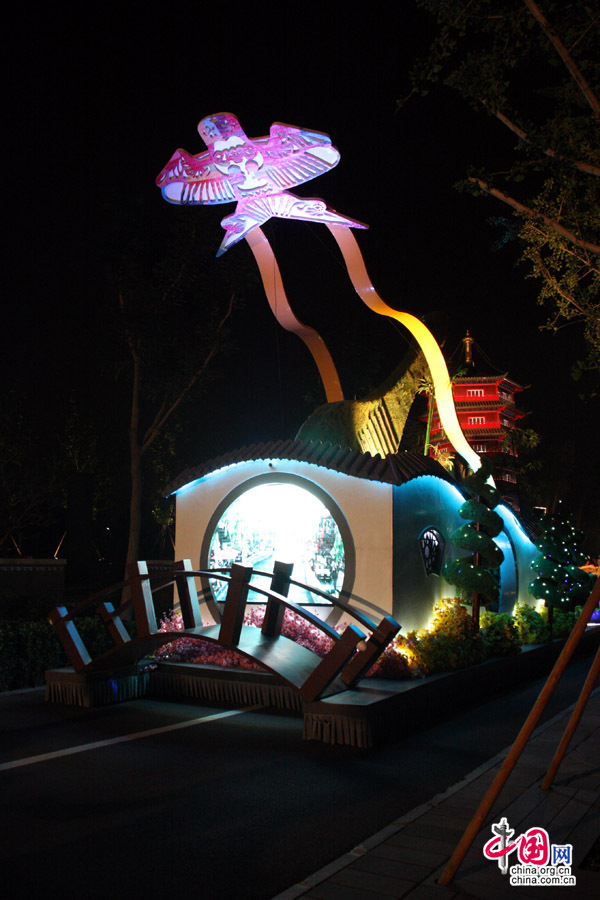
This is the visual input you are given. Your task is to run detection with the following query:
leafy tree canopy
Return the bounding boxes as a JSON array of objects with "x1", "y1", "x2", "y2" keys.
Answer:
[{"x1": 405, "y1": 0, "x2": 600, "y2": 373}]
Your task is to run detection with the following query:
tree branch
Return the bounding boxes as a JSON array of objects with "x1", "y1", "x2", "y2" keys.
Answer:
[
  {"x1": 523, "y1": 0, "x2": 600, "y2": 115},
  {"x1": 119, "y1": 291, "x2": 140, "y2": 365},
  {"x1": 526, "y1": 221, "x2": 599, "y2": 271},
  {"x1": 483, "y1": 104, "x2": 600, "y2": 177},
  {"x1": 468, "y1": 176, "x2": 600, "y2": 255},
  {"x1": 142, "y1": 292, "x2": 236, "y2": 454},
  {"x1": 161, "y1": 259, "x2": 187, "y2": 306},
  {"x1": 531, "y1": 250, "x2": 588, "y2": 318}
]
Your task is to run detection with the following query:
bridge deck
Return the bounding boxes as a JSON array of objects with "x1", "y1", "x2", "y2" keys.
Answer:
[
  {"x1": 207, "y1": 625, "x2": 347, "y2": 696},
  {"x1": 84, "y1": 625, "x2": 347, "y2": 698}
]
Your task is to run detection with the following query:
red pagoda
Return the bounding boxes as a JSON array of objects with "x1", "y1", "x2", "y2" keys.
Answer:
[{"x1": 424, "y1": 331, "x2": 528, "y2": 508}]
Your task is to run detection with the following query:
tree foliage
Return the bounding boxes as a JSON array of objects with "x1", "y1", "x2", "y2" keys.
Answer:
[
  {"x1": 406, "y1": 0, "x2": 600, "y2": 371},
  {"x1": 444, "y1": 460, "x2": 505, "y2": 607},
  {"x1": 528, "y1": 506, "x2": 596, "y2": 609}
]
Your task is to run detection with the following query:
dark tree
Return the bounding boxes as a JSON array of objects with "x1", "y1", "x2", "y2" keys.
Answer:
[
  {"x1": 0, "y1": 396, "x2": 62, "y2": 556},
  {"x1": 405, "y1": 0, "x2": 600, "y2": 372},
  {"x1": 99, "y1": 201, "x2": 254, "y2": 577}
]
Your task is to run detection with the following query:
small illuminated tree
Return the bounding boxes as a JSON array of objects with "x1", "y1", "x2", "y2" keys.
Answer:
[{"x1": 528, "y1": 507, "x2": 595, "y2": 629}]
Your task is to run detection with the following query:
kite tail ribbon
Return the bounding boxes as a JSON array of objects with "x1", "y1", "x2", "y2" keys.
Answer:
[
  {"x1": 327, "y1": 224, "x2": 482, "y2": 474},
  {"x1": 245, "y1": 227, "x2": 344, "y2": 403}
]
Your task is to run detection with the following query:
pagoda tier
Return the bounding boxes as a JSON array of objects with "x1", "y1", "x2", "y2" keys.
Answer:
[{"x1": 422, "y1": 334, "x2": 529, "y2": 508}]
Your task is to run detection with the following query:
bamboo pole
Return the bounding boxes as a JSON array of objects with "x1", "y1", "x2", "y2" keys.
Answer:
[
  {"x1": 541, "y1": 643, "x2": 600, "y2": 790},
  {"x1": 438, "y1": 576, "x2": 600, "y2": 886}
]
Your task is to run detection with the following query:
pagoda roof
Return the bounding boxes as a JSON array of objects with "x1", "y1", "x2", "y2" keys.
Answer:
[
  {"x1": 453, "y1": 373, "x2": 527, "y2": 391},
  {"x1": 446, "y1": 332, "x2": 531, "y2": 399},
  {"x1": 432, "y1": 427, "x2": 507, "y2": 440},
  {"x1": 428, "y1": 401, "x2": 526, "y2": 420},
  {"x1": 165, "y1": 439, "x2": 456, "y2": 495},
  {"x1": 454, "y1": 400, "x2": 514, "y2": 412},
  {"x1": 428, "y1": 410, "x2": 524, "y2": 428}
]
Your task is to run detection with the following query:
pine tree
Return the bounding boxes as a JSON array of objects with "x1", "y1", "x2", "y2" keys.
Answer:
[{"x1": 528, "y1": 507, "x2": 595, "y2": 616}]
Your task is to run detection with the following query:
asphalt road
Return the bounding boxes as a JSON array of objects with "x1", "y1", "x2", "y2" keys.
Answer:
[{"x1": 1, "y1": 651, "x2": 597, "y2": 900}]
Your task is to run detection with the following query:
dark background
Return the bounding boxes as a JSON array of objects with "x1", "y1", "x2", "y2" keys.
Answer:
[{"x1": 3, "y1": 2, "x2": 598, "y2": 564}]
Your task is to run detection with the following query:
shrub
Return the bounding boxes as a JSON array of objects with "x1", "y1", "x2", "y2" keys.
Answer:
[
  {"x1": 0, "y1": 620, "x2": 28, "y2": 690},
  {"x1": 480, "y1": 611, "x2": 521, "y2": 657},
  {"x1": 367, "y1": 641, "x2": 412, "y2": 679},
  {"x1": 371, "y1": 598, "x2": 487, "y2": 679},
  {"x1": 0, "y1": 589, "x2": 62, "y2": 622},
  {"x1": 514, "y1": 602, "x2": 550, "y2": 644},
  {"x1": 0, "y1": 615, "x2": 125, "y2": 691},
  {"x1": 410, "y1": 598, "x2": 487, "y2": 675},
  {"x1": 542, "y1": 604, "x2": 581, "y2": 639},
  {"x1": 0, "y1": 619, "x2": 67, "y2": 690}
]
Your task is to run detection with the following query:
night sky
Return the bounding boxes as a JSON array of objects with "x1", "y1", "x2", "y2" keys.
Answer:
[{"x1": 5, "y1": 3, "x2": 597, "y2": 542}]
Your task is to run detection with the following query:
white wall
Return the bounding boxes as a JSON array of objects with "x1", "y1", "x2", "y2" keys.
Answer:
[
  {"x1": 172, "y1": 460, "x2": 395, "y2": 625},
  {"x1": 172, "y1": 460, "x2": 539, "y2": 632}
]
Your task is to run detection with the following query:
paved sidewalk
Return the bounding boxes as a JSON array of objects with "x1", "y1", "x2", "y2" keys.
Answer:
[{"x1": 274, "y1": 688, "x2": 600, "y2": 899}]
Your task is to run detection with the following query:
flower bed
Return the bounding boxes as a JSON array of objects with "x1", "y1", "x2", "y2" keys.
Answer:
[
  {"x1": 154, "y1": 598, "x2": 584, "y2": 681},
  {"x1": 154, "y1": 605, "x2": 337, "y2": 671},
  {"x1": 3, "y1": 597, "x2": 591, "y2": 692}
]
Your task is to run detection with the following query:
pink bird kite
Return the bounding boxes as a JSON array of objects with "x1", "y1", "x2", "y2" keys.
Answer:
[{"x1": 156, "y1": 112, "x2": 366, "y2": 255}]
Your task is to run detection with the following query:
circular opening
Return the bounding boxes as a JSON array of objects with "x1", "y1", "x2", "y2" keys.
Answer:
[{"x1": 207, "y1": 481, "x2": 347, "y2": 606}]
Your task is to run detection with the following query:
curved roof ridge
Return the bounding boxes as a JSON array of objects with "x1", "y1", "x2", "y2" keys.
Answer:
[{"x1": 165, "y1": 440, "x2": 456, "y2": 495}]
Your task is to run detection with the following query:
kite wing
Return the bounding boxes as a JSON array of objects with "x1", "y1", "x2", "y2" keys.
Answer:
[{"x1": 156, "y1": 116, "x2": 341, "y2": 207}]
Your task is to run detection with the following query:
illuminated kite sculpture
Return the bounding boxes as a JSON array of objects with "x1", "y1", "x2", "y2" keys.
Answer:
[{"x1": 156, "y1": 113, "x2": 481, "y2": 474}]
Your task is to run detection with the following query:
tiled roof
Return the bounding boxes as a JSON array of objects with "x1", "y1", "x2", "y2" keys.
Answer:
[
  {"x1": 432, "y1": 427, "x2": 505, "y2": 439},
  {"x1": 165, "y1": 440, "x2": 456, "y2": 495},
  {"x1": 453, "y1": 374, "x2": 528, "y2": 391},
  {"x1": 453, "y1": 373, "x2": 506, "y2": 383},
  {"x1": 455, "y1": 401, "x2": 515, "y2": 412}
]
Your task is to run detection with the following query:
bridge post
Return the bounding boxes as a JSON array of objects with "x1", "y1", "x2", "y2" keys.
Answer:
[
  {"x1": 98, "y1": 602, "x2": 131, "y2": 647},
  {"x1": 174, "y1": 559, "x2": 203, "y2": 628},
  {"x1": 341, "y1": 616, "x2": 400, "y2": 687},
  {"x1": 127, "y1": 561, "x2": 158, "y2": 639},
  {"x1": 48, "y1": 607, "x2": 92, "y2": 672},
  {"x1": 262, "y1": 561, "x2": 294, "y2": 638},
  {"x1": 300, "y1": 625, "x2": 365, "y2": 702},
  {"x1": 219, "y1": 564, "x2": 253, "y2": 646}
]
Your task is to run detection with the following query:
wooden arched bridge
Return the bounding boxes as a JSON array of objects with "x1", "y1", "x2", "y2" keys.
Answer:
[{"x1": 50, "y1": 560, "x2": 400, "y2": 703}]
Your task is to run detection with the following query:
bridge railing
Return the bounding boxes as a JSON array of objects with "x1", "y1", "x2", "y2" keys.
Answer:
[
  {"x1": 247, "y1": 564, "x2": 400, "y2": 686},
  {"x1": 251, "y1": 566, "x2": 388, "y2": 635},
  {"x1": 50, "y1": 559, "x2": 400, "y2": 693}
]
